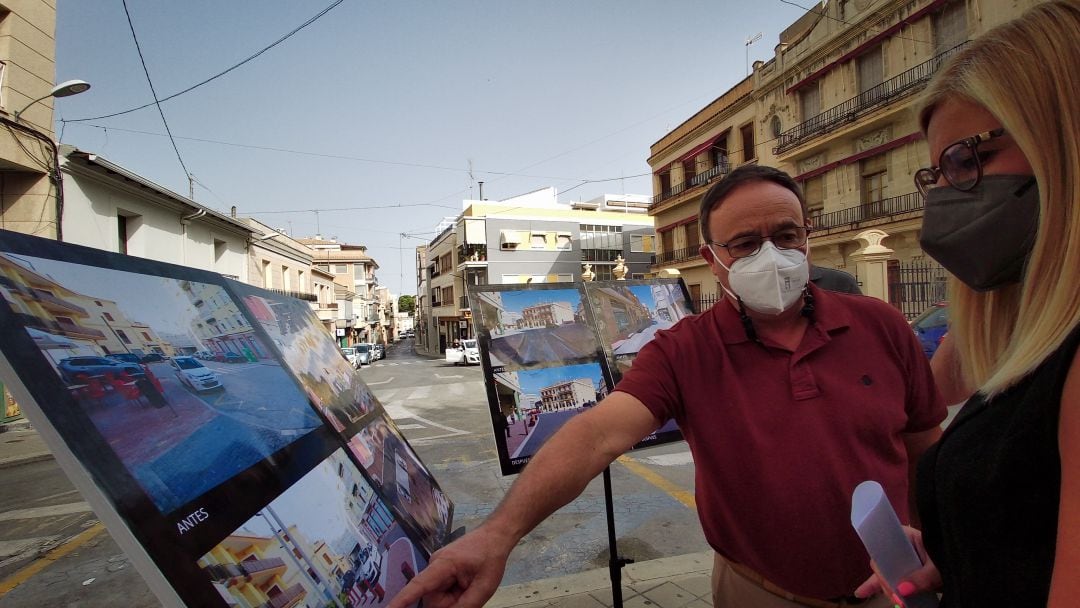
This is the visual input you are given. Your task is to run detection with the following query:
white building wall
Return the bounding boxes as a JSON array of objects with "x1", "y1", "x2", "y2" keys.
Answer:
[{"x1": 60, "y1": 169, "x2": 251, "y2": 278}]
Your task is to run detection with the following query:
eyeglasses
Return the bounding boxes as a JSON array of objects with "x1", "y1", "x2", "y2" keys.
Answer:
[
  {"x1": 709, "y1": 226, "x2": 810, "y2": 259},
  {"x1": 914, "y1": 128, "x2": 1006, "y2": 197}
]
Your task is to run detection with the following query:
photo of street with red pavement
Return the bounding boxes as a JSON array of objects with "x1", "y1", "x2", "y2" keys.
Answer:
[
  {"x1": 1, "y1": 253, "x2": 323, "y2": 513},
  {"x1": 348, "y1": 417, "x2": 452, "y2": 554},
  {"x1": 198, "y1": 449, "x2": 426, "y2": 608},
  {"x1": 493, "y1": 362, "x2": 607, "y2": 467}
]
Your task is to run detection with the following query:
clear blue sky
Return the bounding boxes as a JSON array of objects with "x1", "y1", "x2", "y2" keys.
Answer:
[
  {"x1": 518, "y1": 361, "x2": 604, "y2": 395},
  {"x1": 55, "y1": 1, "x2": 810, "y2": 296},
  {"x1": 501, "y1": 288, "x2": 582, "y2": 313}
]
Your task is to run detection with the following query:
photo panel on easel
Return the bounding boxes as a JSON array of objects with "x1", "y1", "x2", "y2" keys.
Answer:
[
  {"x1": 584, "y1": 278, "x2": 694, "y2": 449},
  {"x1": 225, "y1": 281, "x2": 380, "y2": 435},
  {"x1": 198, "y1": 448, "x2": 427, "y2": 608},
  {"x1": 346, "y1": 414, "x2": 454, "y2": 555},
  {"x1": 468, "y1": 283, "x2": 613, "y2": 475},
  {"x1": 472, "y1": 285, "x2": 601, "y2": 372},
  {"x1": 0, "y1": 249, "x2": 324, "y2": 514}
]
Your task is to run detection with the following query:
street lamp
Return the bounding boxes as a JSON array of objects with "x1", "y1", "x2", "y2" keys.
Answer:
[
  {"x1": 13, "y1": 79, "x2": 91, "y2": 122},
  {"x1": 745, "y1": 33, "x2": 763, "y2": 77}
]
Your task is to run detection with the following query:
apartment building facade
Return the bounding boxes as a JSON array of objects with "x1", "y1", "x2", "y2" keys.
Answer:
[
  {"x1": 416, "y1": 189, "x2": 656, "y2": 355},
  {"x1": 649, "y1": 0, "x2": 1042, "y2": 316},
  {"x1": 0, "y1": 1, "x2": 64, "y2": 240},
  {"x1": 301, "y1": 237, "x2": 380, "y2": 346}
]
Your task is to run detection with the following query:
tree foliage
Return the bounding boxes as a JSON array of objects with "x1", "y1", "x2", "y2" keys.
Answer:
[{"x1": 398, "y1": 294, "x2": 416, "y2": 314}]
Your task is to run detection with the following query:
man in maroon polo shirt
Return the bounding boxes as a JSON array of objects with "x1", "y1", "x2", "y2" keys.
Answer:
[{"x1": 390, "y1": 165, "x2": 945, "y2": 608}]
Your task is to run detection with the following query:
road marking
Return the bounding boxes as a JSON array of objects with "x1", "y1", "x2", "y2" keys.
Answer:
[
  {"x1": 0, "y1": 522, "x2": 105, "y2": 597},
  {"x1": 616, "y1": 455, "x2": 696, "y2": 510},
  {"x1": 435, "y1": 374, "x2": 463, "y2": 379},
  {"x1": 366, "y1": 377, "x2": 394, "y2": 386},
  {"x1": 406, "y1": 386, "x2": 431, "y2": 400},
  {"x1": 0, "y1": 502, "x2": 93, "y2": 522},
  {"x1": 384, "y1": 403, "x2": 469, "y2": 437},
  {"x1": 632, "y1": 451, "x2": 695, "y2": 467},
  {"x1": 397, "y1": 424, "x2": 424, "y2": 430},
  {"x1": 0, "y1": 536, "x2": 60, "y2": 560}
]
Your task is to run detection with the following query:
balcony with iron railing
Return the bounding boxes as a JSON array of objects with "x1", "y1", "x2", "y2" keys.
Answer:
[
  {"x1": 264, "y1": 583, "x2": 306, "y2": 608},
  {"x1": 652, "y1": 245, "x2": 703, "y2": 266},
  {"x1": 15, "y1": 312, "x2": 107, "y2": 340},
  {"x1": 651, "y1": 162, "x2": 731, "y2": 210},
  {"x1": 29, "y1": 289, "x2": 89, "y2": 315},
  {"x1": 811, "y1": 191, "x2": 923, "y2": 234},
  {"x1": 774, "y1": 43, "x2": 969, "y2": 155},
  {"x1": 267, "y1": 288, "x2": 317, "y2": 302}
]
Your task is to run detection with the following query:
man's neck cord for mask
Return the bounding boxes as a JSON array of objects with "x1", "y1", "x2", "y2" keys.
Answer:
[{"x1": 736, "y1": 287, "x2": 816, "y2": 344}]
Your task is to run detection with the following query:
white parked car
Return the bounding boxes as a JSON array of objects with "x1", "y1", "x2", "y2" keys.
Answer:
[
  {"x1": 170, "y1": 356, "x2": 223, "y2": 392},
  {"x1": 446, "y1": 338, "x2": 481, "y2": 365},
  {"x1": 340, "y1": 347, "x2": 360, "y2": 369}
]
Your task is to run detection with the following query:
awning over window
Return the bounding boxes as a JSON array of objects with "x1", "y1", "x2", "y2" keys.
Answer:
[
  {"x1": 465, "y1": 218, "x2": 487, "y2": 245},
  {"x1": 500, "y1": 229, "x2": 523, "y2": 245},
  {"x1": 676, "y1": 132, "x2": 728, "y2": 164}
]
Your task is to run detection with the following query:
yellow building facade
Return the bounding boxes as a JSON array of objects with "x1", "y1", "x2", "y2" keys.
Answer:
[{"x1": 649, "y1": 0, "x2": 1043, "y2": 315}]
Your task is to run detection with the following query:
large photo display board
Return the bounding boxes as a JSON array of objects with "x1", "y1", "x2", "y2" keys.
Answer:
[
  {"x1": 470, "y1": 279, "x2": 694, "y2": 476},
  {"x1": 0, "y1": 229, "x2": 450, "y2": 607}
]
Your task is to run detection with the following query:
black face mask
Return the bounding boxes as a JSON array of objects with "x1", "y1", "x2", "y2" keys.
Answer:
[{"x1": 919, "y1": 175, "x2": 1040, "y2": 292}]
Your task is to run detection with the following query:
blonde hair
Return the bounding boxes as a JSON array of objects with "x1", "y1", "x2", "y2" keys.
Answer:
[{"x1": 919, "y1": 0, "x2": 1080, "y2": 396}]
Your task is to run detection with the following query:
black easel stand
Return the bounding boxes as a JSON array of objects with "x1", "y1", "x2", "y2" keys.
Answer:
[{"x1": 603, "y1": 466, "x2": 633, "y2": 607}]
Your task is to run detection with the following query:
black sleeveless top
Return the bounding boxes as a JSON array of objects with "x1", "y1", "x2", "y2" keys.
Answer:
[{"x1": 917, "y1": 328, "x2": 1080, "y2": 607}]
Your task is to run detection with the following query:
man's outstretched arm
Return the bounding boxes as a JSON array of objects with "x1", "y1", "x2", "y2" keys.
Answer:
[{"x1": 388, "y1": 391, "x2": 661, "y2": 608}]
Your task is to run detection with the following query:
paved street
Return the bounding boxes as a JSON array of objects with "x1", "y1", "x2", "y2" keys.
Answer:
[{"x1": 0, "y1": 338, "x2": 709, "y2": 605}]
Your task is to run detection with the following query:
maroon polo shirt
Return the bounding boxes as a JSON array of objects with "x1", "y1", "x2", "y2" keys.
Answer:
[{"x1": 615, "y1": 285, "x2": 945, "y2": 600}]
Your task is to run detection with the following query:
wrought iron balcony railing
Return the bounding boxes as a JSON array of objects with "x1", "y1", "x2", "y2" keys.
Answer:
[
  {"x1": 651, "y1": 162, "x2": 731, "y2": 209},
  {"x1": 774, "y1": 42, "x2": 969, "y2": 155},
  {"x1": 653, "y1": 245, "x2": 702, "y2": 266},
  {"x1": 267, "y1": 288, "x2": 318, "y2": 302},
  {"x1": 812, "y1": 191, "x2": 923, "y2": 232}
]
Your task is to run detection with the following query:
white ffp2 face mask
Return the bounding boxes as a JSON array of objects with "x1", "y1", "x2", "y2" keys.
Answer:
[{"x1": 713, "y1": 241, "x2": 809, "y2": 315}]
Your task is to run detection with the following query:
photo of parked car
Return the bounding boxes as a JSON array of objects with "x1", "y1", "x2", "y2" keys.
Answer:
[
  {"x1": 911, "y1": 302, "x2": 948, "y2": 358},
  {"x1": 214, "y1": 351, "x2": 245, "y2": 364},
  {"x1": 140, "y1": 352, "x2": 167, "y2": 363},
  {"x1": 58, "y1": 356, "x2": 144, "y2": 383},
  {"x1": 170, "y1": 356, "x2": 223, "y2": 392},
  {"x1": 105, "y1": 353, "x2": 144, "y2": 366}
]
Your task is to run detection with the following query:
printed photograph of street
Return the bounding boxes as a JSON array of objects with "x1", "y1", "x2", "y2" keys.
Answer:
[
  {"x1": 347, "y1": 417, "x2": 452, "y2": 555},
  {"x1": 198, "y1": 449, "x2": 426, "y2": 608},
  {"x1": 238, "y1": 288, "x2": 378, "y2": 433},
  {"x1": 474, "y1": 288, "x2": 600, "y2": 370},
  {"x1": 492, "y1": 362, "x2": 607, "y2": 469},
  {"x1": 587, "y1": 282, "x2": 693, "y2": 377},
  {"x1": 0, "y1": 253, "x2": 323, "y2": 513}
]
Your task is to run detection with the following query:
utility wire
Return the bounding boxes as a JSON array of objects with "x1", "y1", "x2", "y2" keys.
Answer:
[
  {"x1": 776, "y1": 0, "x2": 933, "y2": 46},
  {"x1": 122, "y1": 0, "x2": 190, "y2": 179},
  {"x1": 68, "y1": 0, "x2": 346, "y2": 123},
  {"x1": 62, "y1": 122, "x2": 626, "y2": 183}
]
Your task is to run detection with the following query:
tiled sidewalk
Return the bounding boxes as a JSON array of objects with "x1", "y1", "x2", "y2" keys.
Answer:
[{"x1": 489, "y1": 550, "x2": 714, "y2": 608}]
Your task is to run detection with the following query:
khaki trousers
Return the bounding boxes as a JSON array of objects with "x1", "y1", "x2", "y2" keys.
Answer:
[{"x1": 711, "y1": 554, "x2": 894, "y2": 608}]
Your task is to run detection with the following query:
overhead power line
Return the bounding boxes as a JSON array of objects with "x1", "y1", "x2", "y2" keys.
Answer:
[
  {"x1": 67, "y1": 0, "x2": 346, "y2": 123},
  {"x1": 122, "y1": 0, "x2": 189, "y2": 179}
]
